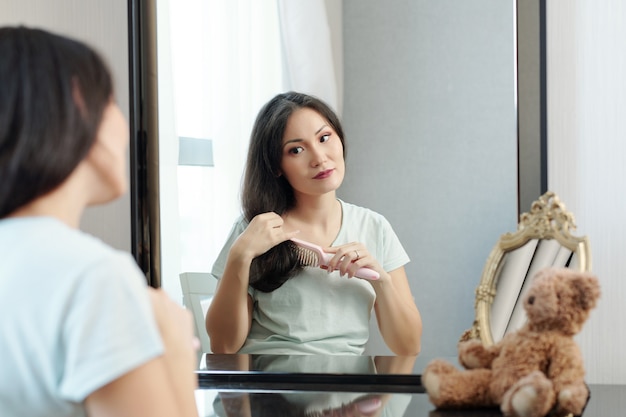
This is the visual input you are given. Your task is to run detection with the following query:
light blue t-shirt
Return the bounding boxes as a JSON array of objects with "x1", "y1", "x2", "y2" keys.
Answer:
[
  {"x1": 211, "y1": 200, "x2": 410, "y2": 354},
  {"x1": 0, "y1": 217, "x2": 163, "y2": 417}
]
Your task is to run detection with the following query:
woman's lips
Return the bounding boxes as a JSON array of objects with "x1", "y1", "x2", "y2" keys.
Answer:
[{"x1": 314, "y1": 169, "x2": 334, "y2": 179}]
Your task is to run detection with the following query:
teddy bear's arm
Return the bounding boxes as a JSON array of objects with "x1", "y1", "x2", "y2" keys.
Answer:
[
  {"x1": 547, "y1": 339, "x2": 586, "y2": 389},
  {"x1": 457, "y1": 339, "x2": 501, "y2": 369},
  {"x1": 547, "y1": 339, "x2": 589, "y2": 415}
]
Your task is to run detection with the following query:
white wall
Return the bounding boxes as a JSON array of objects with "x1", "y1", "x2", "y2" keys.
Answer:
[
  {"x1": 547, "y1": 0, "x2": 626, "y2": 384},
  {"x1": 0, "y1": 0, "x2": 131, "y2": 252}
]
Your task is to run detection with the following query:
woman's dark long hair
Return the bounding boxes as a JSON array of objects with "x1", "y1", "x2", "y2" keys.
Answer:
[
  {"x1": 0, "y1": 26, "x2": 113, "y2": 218},
  {"x1": 243, "y1": 92, "x2": 345, "y2": 292}
]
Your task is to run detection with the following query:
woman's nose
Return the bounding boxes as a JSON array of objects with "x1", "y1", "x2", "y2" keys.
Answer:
[{"x1": 309, "y1": 145, "x2": 327, "y2": 166}]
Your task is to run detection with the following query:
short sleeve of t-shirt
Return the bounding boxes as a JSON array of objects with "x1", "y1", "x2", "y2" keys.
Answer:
[
  {"x1": 59, "y1": 253, "x2": 163, "y2": 402},
  {"x1": 211, "y1": 216, "x2": 256, "y2": 297},
  {"x1": 211, "y1": 216, "x2": 246, "y2": 279}
]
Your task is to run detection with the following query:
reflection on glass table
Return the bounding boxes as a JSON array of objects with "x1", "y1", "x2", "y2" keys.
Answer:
[
  {"x1": 200, "y1": 390, "x2": 412, "y2": 417},
  {"x1": 195, "y1": 385, "x2": 626, "y2": 417}
]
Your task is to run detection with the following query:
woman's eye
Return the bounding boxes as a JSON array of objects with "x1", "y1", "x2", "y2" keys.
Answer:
[
  {"x1": 320, "y1": 134, "x2": 330, "y2": 143},
  {"x1": 289, "y1": 146, "x2": 304, "y2": 155}
]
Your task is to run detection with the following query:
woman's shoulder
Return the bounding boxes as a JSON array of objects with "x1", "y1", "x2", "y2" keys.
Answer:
[
  {"x1": 233, "y1": 213, "x2": 249, "y2": 228},
  {"x1": 222, "y1": 214, "x2": 250, "y2": 239},
  {"x1": 1, "y1": 216, "x2": 138, "y2": 274},
  {"x1": 0, "y1": 217, "x2": 147, "y2": 309},
  {"x1": 54, "y1": 218, "x2": 128, "y2": 261}
]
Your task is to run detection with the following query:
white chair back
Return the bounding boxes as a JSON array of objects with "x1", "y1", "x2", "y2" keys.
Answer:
[{"x1": 179, "y1": 272, "x2": 216, "y2": 356}]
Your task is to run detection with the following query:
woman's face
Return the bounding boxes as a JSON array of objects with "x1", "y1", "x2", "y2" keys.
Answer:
[
  {"x1": 85, "y1": 100, "x2": 129, "y2": 204},
  {"x1": 279, "y1": 107, "x2": 345, "y2": 198}
]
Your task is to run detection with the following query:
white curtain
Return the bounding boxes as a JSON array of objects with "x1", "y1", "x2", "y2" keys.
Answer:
[{"x1": 278, "y1": 0, "x2": 342, "y2": 114}]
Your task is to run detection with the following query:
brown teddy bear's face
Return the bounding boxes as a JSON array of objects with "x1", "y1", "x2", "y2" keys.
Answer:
[{"x1": 523, "y1": 267, "x2": 600, "y2": 335}]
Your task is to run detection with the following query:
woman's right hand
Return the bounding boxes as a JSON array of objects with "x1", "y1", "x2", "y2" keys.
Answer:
[
  {"x1": 230, "y1": 212, "x2": 299, "y2": 261},
  {"x1": 206, "y1": 212, "x2": 297, "y2": 354}
]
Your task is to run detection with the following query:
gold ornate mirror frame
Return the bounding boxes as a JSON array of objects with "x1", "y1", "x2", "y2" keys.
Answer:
[{"x1": 462, "y1": 191, "x2": 592, "y2": 345}]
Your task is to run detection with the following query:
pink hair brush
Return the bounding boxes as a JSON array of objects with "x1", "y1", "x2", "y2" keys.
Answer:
[{"x1": 290, "y1": 238, "x2": 380, "y2": 280}]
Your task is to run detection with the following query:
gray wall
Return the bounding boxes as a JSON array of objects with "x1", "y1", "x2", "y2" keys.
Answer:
[
  {"x1": 340, "y1": 0, "x2": 518, "y2": 360},
  {"x1": 1, "y1": 0, "x2": 131, "y2": 252}
]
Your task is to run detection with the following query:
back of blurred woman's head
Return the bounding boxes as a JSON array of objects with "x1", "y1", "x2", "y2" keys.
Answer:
[{"x1": 0, "y1": 26, "x2": 113, "y2": 218}]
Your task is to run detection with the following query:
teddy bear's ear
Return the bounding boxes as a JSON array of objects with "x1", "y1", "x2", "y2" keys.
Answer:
[{"x1": 571, "y1": 273, "x2": 601, "y2": 310}]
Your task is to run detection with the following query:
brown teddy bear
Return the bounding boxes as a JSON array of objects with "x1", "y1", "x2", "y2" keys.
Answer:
[{"x1": 423, "y1": 267, "x2": 600, "y2": 417}]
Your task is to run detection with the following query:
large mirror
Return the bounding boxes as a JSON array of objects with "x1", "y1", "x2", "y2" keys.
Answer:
[
  {"x1": 463, "y1": 191, "x2": 592, "y2": 346},
  {"x1": 128, "y1": 0, "x2": 546, "y2": 359}
]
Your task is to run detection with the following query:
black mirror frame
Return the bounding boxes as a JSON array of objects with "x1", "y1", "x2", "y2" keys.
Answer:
[{"x1": 128, "y1": 0, "x2": 161, "y2": 287}]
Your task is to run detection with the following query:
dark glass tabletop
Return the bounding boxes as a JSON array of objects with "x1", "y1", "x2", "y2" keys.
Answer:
[
  {"x1": 194, "y1": 384, "x2": 625, "y2": 417},
  {"x1": 196, "y1": 354, "x2": 624, "y2": 416}
]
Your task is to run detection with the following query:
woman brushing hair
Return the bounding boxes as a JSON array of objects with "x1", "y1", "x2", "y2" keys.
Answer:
[{"x1": 207, "y1": 91, "x2": 422, "y2": 356}]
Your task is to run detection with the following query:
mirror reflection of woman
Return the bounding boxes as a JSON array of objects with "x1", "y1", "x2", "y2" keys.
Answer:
[{"x1": 206, "y1": 92, "x2": 421, "y2": 355}]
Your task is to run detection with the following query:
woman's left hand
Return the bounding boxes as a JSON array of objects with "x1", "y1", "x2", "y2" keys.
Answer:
[{"x1": 323, "y1": 242, "x2": 386, "y2": 281}]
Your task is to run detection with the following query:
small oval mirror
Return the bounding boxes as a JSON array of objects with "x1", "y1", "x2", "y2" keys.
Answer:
[{"x1": 462, "y1": 191, "x2": 591, "y2": 345}]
